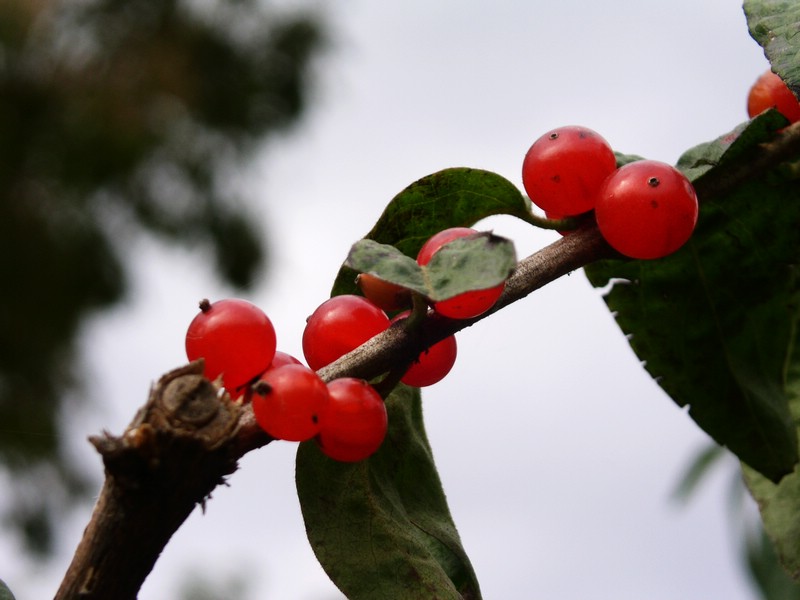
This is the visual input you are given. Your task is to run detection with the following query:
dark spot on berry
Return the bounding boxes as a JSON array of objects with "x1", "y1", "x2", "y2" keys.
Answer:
[
  {"x1": 551, "y1": 174, "x2": 561, "y2": 183},
  {"x1": 548, "y1": 132, "x2": 559, "y2": 140},
  {"x1": 312, "y1": 414, "x2": 319, "y2": 424},
  {"x1": 647, "y1": 177, "x2": 660, "y2": 187},
  {"x1": 253, "y1": 380, "x2": 272, "y2": 395},
  {"x1": 651, "y1": 200, "x2": 659, "y2": 208}
]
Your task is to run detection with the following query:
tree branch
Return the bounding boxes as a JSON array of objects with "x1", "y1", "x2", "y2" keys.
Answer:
[
  {"x1": 55, "y1": 120, "x2": 800, "y2": 599},
  {"x1": 317, "y1": 225, "x2": 615, "y2": 383},
  {"x1": 55, "y1": 362, "x2": 270, "y2": 600}
]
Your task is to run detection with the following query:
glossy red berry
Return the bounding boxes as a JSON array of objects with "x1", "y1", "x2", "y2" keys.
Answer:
[
  {"x1": 185, "y1": 298, "x2": 276, "y2": 393},
  {"x1": 302, "y1": 295, "x2": 390, "y2": 371},
  {"x1": 357, "y1": 272, "x2": 411, "y2": 311},
  {"x1": 747, "y1": 70, "x2": 800, "y2": 123},
  {"x1": 416, "y1": 227, "x2": 504, "y2": 319},
  {"x1": 317, "y1": 378, "x2": 388, "y2": 462},
  {"x1": 522, "y1": 125, "x2": 617, "y2": 216},
  {"x1": 392, "y1": 312, "x2": 457, "y2": 387},
  {"x1": 267, "y1": 350, "x2": 303, "y2": 371},
  {"x1": 595, "y1": 160, "x2": 698, "y2": 260},
  {"x1": 252, "y1": 364, "x2": 329, "y2": 442}
]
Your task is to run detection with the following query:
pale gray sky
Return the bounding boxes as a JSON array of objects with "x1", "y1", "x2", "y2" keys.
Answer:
[{"x1": 2, "y1": 1, "x2": 772, "y2": 598}]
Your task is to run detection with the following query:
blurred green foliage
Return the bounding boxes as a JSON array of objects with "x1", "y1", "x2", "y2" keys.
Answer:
[
  {"x1": 673, "y1": 445, "x2": 800, "y2": 600},
  {"x1": 0, "y1": 0, "x2": 323, "y2": 554}
]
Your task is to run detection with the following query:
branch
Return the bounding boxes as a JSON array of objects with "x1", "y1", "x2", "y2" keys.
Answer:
[
  {"x1": 55, "y1": 362, "x2": 271, "y2": 600},
  {"x1": 314, "y1": 117, "x2": 800, "y2": 382},
  {"x1": 56, "y1": 122, "x2": 800, "y2": 599},
  {"x1": 317, "y1": 225, "x2": 614, "y2": 383}
]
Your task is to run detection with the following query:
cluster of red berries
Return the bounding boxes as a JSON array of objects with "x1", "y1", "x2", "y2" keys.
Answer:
[
  {"x1": 182, "y1": 228, "x2": 501, "y2": 462},
  {"x1": 180, "y1": 70, "x2": 796, "y2": 464},
  {"x1": 185, "y1": 298, "x2": 387, "y2": 462},
  {"x1": 521, "y1": 125, "x2": 700, "y2": 260},
  {"x1": 307, "y1": 225, "x2": 507, "y2": 389}
]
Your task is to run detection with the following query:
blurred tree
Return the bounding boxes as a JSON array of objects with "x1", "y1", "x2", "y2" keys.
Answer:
[{"x1": 0, "y1": 0, "x2": 323, "y2": 554}]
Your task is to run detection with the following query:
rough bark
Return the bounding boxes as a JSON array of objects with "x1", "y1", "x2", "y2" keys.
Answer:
[{"x1": 55, "y1": 362, "x2": 270, "y2": 600}]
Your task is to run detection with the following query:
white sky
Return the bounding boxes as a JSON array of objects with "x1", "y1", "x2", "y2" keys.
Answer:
[{"x1": 1, "y1": 1, "x2": 776, "y2": 598}]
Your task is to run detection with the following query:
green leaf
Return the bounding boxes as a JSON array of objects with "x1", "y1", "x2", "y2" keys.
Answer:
[
  {"x1": 345, "y1": 233, "x2": 516, "y2": 302},
  {"x1": 584, "y1": 118, "x2": 800, "y2": 483},
  {"x1": 296, "y1": 385, "x2": 481, "y2": 600},
  {"x1": 744, "y1": 463, "x2": 800, "y2": 581},
  {"x1": 671, "y1": 444, "x2": 728, "y2": 504},
  {"x1": 745, "y1": 0, "x2": 800, "y2": 96},
  {"x1": 744, "y1": 526, "x2": 800, "y2": 597},
  {"x1": 676, "y1": 110, "x2": 788, "y2": 182},
  {"x1": 0, "y1": 579, "x2": 16, "y2": 600},
  {"x1": 735, "y1": 2, "x2": 800, "y2": 579},
  {"x1": 300, "y1": 167, "x2": 499, "y2": 598},
  {"x1": 332, "y1": 167, "x2": 531, "y2": 296},
  {"x1": 742, "y1": 271, "x2": 800, "y2": 578},
  {"x1": 346, "y1": 240, "x2": 427, "y2": 294},
  {"x1": 426, "y1": 233, "x2": 515, "y2": 300}
]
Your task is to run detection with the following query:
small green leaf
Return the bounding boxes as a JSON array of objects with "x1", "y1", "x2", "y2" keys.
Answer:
[
  {"x1": 345, "y1": 233, "x2": 516, "y2": 302},
  {"x1": 425, "y1": 233, "x2": 515, "y2": 301},
  {"x1": 744, "y1": 463, "x2": 800, "y2": 580},
  {"x1": 745, "y1": 0, "x2": 800, "y2": 96},
  {"x1": 671, "y1": 444, "x2": 728, "y2": 504},
  {"x1": 300, "y1": 167, "x2": 497, "y2": 598},
  {"x1": 585, "y1": 118, "x2": 800, "y2": 483},
  {"x1": 0, "y1": 579, "x2": 16, "y2": 600},
  {"x1": 676, "y1": 110, "x2": 788, "y2": 182},
  {"x1": 364, "y1": 168, "x2": 531, "y2": 255},
  {"x1": 615, "y1": 152, "x2": 646, "y2": 168},
  {"x1": 345, "y1": 240, "x2": 428, "y2": 296},
  {"x1": 332, "y1": 167, "x2": 531, "y2": 296},
  {"x1": 296, "y1": 385, "x2": 481, "y2": 600}
]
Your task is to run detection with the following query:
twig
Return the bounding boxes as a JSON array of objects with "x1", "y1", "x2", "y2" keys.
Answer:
[{"x1": 54, "y1": 362, "x2": 269, "y2": 600}]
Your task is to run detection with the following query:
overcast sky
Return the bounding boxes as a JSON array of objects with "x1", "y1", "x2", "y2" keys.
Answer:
[{"x1": 1, "y1": 1, "x2": 775, "y2": 598}]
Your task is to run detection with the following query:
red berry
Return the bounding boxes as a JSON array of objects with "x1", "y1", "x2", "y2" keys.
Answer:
[
  {"x1": 267, "y1": 350, "x2": 303, "y2": 371},
  {"x1": 522, "y1": 125, "x2": 617, "y2": 216},
  {"x1": 316, "y1": 378, "x2": 388, "y2": 462},
  {"x1": 747, "y1": 70, "x2": 800, "y2": 123},
  {"x1": 302, "y1": 295, "x2": 390, "y2": 371},
  {"x1": 392, "y1": 312, "x2": 457, "y2": 387},
  {"x1": 416, "y1": 227, "x2": 504, "y2": 319},
  {"x1": 185, "y1": 298, "x2": 276, "y2": 392},
  {"x1": 595, "y1": 160, "x2": 698, "y2": 260},
  {"x1": 357, "y1": 272, "x2": 411, "y2": 311},
  {"x1": 252, "y1": 364, "x2": 329, "y2": 442}
]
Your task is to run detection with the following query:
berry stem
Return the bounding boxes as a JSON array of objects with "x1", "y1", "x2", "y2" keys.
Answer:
[
  {"x1": 371, "y1": 293, "x2": 430, "y2": 398},
  {"x1": 519, "y1": 206, "x2": 582, "y2": 231},
  {"x1": 405, "y1": 292, "x2": 431, "y2": 330},
  {"x1": 371, "y1": 353, "x2": 414, "y2": 399}
]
